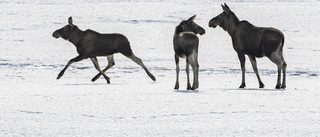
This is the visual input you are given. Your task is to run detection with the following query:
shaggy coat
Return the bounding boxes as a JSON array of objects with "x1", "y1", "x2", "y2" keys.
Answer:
[
  {"x1": 52, "y1": 17, "x2": 156, "y2": 83},
  {"x1": 209, "y1": 4, "x2": 286, "y2": 89}
]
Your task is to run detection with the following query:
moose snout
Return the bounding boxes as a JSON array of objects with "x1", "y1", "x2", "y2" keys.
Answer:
[
  {"x1": 52, "y1": 31, "x2": 60, "y2": 38},
  {"x1": 209, "y1": 20, "x2": 217, "y2": 28},
  {"x1": 199, "y1": 28, "x2": 206, "y2": 35}
]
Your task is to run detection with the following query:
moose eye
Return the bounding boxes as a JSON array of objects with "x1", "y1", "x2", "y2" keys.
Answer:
[
  {"x1": 63, "y1": 26, "x2": 68, "y2": 31},
  {"x1": 190, "y1": 22, "x2": 196, "y2": 27}
]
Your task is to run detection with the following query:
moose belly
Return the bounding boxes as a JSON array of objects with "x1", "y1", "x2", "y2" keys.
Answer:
[
  {"x1": 178, "y1": 54, "x2": 187, "y2": 58},
  {"x1": 174, "y1": 48, "x2": 189, "y2": 58},
  {"x1": 244, "y1": 49, "x2": 265, "y2": 57}
]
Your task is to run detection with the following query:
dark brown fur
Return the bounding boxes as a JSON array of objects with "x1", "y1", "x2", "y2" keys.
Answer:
[
  {"x1": 52, "y1": 17, "x2": 155, "y2": 83},
  {"x1": 209, "y1": 4, "x2": 286, "y2": 89},
  {"x1": 173, "y1": 15, "x2": 205, "y2": 90}
]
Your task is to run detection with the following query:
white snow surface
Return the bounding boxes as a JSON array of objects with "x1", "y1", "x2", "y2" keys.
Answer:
[{"x1": 1, "y1": 0, "x2": 320, "y2": 136}]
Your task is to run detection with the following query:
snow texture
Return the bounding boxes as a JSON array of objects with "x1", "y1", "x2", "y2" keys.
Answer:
[{"x1": 0, "y1": 0, "x2": 320, "y2": 136}]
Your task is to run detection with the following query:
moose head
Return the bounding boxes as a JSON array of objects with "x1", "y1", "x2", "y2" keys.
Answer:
[
  {"x1": 179, "y1": 15, "x2": 205, "y2": 35},
  {"x1": 209, "y1": 3, "x2": 237, "y2": 31},
  {"x1": 52, "y1": 17, "x2": 78, "y2": 41}
]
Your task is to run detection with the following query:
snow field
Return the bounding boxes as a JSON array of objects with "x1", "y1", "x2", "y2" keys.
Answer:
[{"x1": 1, "y1": 1, "x2": 320, "y2": 136}]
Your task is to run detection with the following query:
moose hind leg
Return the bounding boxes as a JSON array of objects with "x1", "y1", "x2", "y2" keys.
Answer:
[
  {"x1": 185, "y1": 59, "x2": 191, "y2": 90},
  {"x1": 248, "y1": 56, "x2": 265, "y2": 88},
  {"x1": 187, "y1": 53, "x2": 199, "y2": 90},
  {"x1": 174, "y1": 54, "x2": 180, "y2": 89},
  {"x1": 127, "y1": 54, "x2": 156, "y2": 81},
  {"x1": 90, "y1": 57, "x2": 110, "y2": 84},
  {"x1": 281, "y1": 61, "x2": 287, "y2": 89},
  {"x1": 268, "y1": 52, "x2": 284, "y2": 89},
  {"x1": 194, "y1": 52, "x2": 199, "y2": 88},
  {"x1": 91, "y1": 55, "x2": 115, "y2": 82}
]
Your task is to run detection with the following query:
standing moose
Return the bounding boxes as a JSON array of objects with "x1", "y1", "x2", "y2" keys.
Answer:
[
  {"x1": 209, "y1": 4, "x2": 287, "y2": 89},
  {"x1": 52, "y1": 17, "x2": 156, "y2": 83},
  {"x1": 173, "y1": 15, "x2": 205, "y2": 90}
]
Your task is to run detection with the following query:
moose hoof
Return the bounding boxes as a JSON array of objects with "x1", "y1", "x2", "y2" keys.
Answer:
[
  {"x1": 275, "y1": 84, "x2": 281, "y2": 89},
  {"x1": 190, "y1": 87, "x2": 198, "y2": 90},
  {"x1": 174, "y1": 85, "x2": 179, "y2": 90},
  {"x1": 187, "y1": 84, "x2": 192, "y2": 90},
  {"x1": 150, "y1": 75, "x2": 156, "y2": 81},
  {"x1": 187, "y1": 87, "x2": 192, "y2": 90},
  {"x1": 259, "y1": 83, "x2": 265, "y2": 88},
  {"x1": 91, "y1": 76, "x2": 99, "y2": 82},
  {"x1": 57, "y1": 75, "x2": 62, "y2": 80},
  {"x1": 239, "y1": 84, "x2": 246, "y2": 88},
  {"x1": 281, "y1": 85, "x2": 286, "y2": 89},
  {"x1": 195, "y1": 85, "x2": 199, "y2": 89},
  {"x1": 104, "y1": 77, "x2": 110, "y2": 84},
  {"x1": 190, "y1": 85, "x2": 199, "y2": 90}
]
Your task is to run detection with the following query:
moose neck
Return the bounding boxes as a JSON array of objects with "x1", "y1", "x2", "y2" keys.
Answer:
[
  {"x1": 69, "y1": 27, "x2": 85, "y2": 46},
  {"x1": 174, "y1": 25, "x2": 184, "y2": 35},
  {"x1": 224, "y1": 12, "x2": 239, "y2": 37}
]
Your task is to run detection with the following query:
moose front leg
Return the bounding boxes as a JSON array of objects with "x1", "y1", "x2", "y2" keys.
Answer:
[
  {"x1": 174, "y1": 54, "x2": 180, "y2": 89},
  {"x1": 238, "y1": 53, "x2": 246, "y2": 88},
  {"x1": 248, "y1": 55, "x2": 265, "y2": 88},
  {"x1": 57, "y1": 55, "x2": 85, "y2": 79}
]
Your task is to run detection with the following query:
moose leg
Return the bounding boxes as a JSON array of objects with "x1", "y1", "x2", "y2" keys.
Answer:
[
  {"x1": 187, "y1": 54, "x2": 199, "y2": 90},
  {"x1": 268, "y1": 52, "x2": 284, "y2": 89},
  {"x1": 91, "y1": 55, "x2": 115, "y2": 82},
  {"x1": 174, "y1": 54, "x2": 180, "y2": 89},
  {"x1": 238, "y1": 53, "x2": 246, "y2": 88},
  {"x1": 281, "y1": 61, "x2": 287, "y2": 89},
  {"x1": 194, "y1": 52, "x2": 199, "y2": 89},
  {"x1": 275, "y1": 64, "x2": 282, "y2": 89},
  {"x1": 90, "y1": 57, "x2": 110, "y2": 84},
  {"x1": 185, "y1": 59, "x2": 191, "y2": 90},
  {"x1": 57, "y1": 55, "x2": 85, "y2": 79},
  {"x1": 127, "y1": 54, "x2": 156, "y2": 81},
  {"x1": 248, "y1": 56, "x2": 265, "y2": 88}
]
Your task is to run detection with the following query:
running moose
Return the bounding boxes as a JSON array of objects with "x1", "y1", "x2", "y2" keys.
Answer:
[
  {"x1": 173, "y1": 15, "x2": 205, "y2": 90},
  {"x1": 209, "y1": 4, "x2": 287, "y2": 89},
  {"x1": 52, "y1": 17, "x2": 156, "y2": 83}
]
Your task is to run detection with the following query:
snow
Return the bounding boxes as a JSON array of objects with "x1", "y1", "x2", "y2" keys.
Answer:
[{"x1": 1, "y1": 0, "x2": 320, "y2": 136}]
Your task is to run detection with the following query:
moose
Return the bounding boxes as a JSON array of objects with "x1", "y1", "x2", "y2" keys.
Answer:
[
  {"x1": 52, "y1": 17, "x2": 156, "y2": 83},
  {"x1": 209, "y1": 4, "x2": 287, "y2": 89},
  {"x1": 173, "y1": 15, "x2": 205, "y2": 90}
]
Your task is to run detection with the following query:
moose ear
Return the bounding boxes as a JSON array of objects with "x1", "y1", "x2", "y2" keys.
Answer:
[
  {"x1": 188, "y1": 15, "x2": 197, "y2": 22},
  {"x1": 224, "y1": 3, "x2": 230, "y2": 10},
  {"x1": 223, "y1": 3, "x2": 231, "y2": 12},
  {"x1": 68, "y1": 16, "x2": 73, "y2": 26}
]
